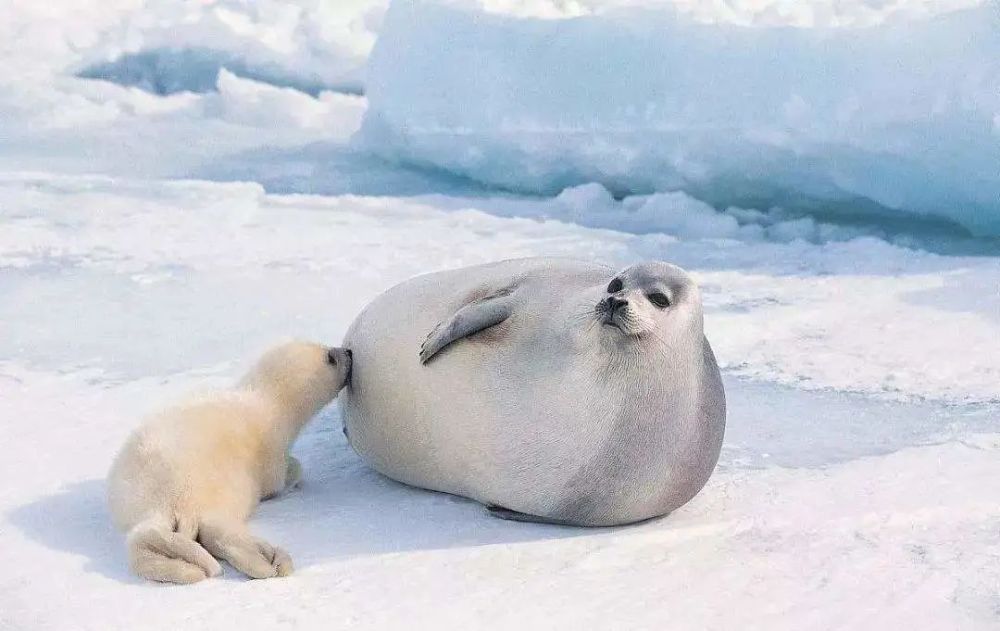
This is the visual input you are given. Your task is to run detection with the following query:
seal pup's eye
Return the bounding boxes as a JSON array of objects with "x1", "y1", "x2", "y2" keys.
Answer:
[
  {"x1": 647, "y1": 292, "x2": 670, "y2": 308},
  {"x1": 607, "y1": 278, "x2": 623, "y2": 293}
]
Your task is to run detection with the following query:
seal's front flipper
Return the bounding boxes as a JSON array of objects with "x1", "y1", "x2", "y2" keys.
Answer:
[
  {"x1": 485, "y1": 505, "x2": 575, "y2": 526},
  {"x1": 419, "y1": 292, "x2": 513, "y2": 364}
]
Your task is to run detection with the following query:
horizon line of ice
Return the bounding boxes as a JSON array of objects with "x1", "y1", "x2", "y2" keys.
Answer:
[{"x1": 358, "y1": 0, "x2": 1000, "y2": 237}]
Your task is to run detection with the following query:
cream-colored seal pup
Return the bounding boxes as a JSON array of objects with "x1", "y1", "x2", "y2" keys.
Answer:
[
  {"x1": 107, "y1": 341, "x2": 351, "y2": 584},
  {"x1": 342, "y1": 257, "x2": 725, "y2": 527}
]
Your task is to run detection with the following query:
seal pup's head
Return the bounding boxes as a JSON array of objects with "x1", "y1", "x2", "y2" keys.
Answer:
[
  {"x1": 593, "y1": 261, "x2": 703, "y2": 344},
  {"x1": 242, "y1": 340, "x2": 352, "y2": 428}
]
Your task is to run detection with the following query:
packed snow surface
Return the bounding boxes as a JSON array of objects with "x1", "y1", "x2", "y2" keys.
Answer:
[
  {"x1": 1, "y1": 0, "x2": 998, "y2": 630},
  {"x1": 2, "y1": 174, "x2": 998, "y2": 630},
  {"x1": 362, "y1": 0, "x2": 1000, "y2": 235}
]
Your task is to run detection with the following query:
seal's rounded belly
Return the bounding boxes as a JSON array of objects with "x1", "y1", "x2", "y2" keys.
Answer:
[{"x1": 341, "y1": 257, "x2": 725, "y2": 526}]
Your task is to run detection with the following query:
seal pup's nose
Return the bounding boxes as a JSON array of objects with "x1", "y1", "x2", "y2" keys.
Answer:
[{"x1": 328, "y1": 347, "x2": 351, "y2": 366}]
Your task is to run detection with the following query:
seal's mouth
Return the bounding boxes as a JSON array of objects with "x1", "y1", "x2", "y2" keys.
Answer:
[
  {"x1": 595, "y1": 296, "x2": 645, "y2": 338},
  {"x1": 601, "y1": 315, "x2": 623, "y2": 332},
  {"x1": 596, "y1": 301, "x2": 628, "y2": 334}
]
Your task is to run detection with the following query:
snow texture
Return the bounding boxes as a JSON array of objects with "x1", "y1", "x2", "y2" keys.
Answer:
[
  {"x1": 0, "y1": 0, "x2": 385, "y2": 93},
  {"x1": 362, "y1": 0, "x2": 1000, "y2": 235},
  {"x1": 2, "y1": 174, "x2": 999, "y2": 631},
  {"x1": 0, "y1": 0, "x2": 998, "y2": 629}
]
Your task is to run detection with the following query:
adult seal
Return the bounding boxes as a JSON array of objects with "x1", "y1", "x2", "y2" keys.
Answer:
[{"x1": 341, "y1": 257, "x2": 725, "y2": 526}]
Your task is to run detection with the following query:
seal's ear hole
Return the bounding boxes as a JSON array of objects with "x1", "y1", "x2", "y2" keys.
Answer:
[
  {"x1": 607, "y1": 278, "x2": 623, "y2": 293},
  {"x1": 647, "y1": 292, "x2": 670, "y2": 308}
]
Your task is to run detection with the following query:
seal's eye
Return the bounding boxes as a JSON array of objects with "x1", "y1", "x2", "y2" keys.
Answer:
[
  {"x1": 647, "y1": 292, "x2": 670, "y2": 308},
  {"x1": 607, "y1": 278, "x2": 623, "y2": 293}
]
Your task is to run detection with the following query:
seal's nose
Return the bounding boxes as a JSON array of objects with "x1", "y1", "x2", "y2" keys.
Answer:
[{"x1": 606, "y1": 296, "x2": 628, "y2": 313}]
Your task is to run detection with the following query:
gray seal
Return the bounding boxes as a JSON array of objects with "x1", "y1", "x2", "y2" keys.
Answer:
[{"x1": 341, "y1": 257, "x2": 725, "y2": 526}]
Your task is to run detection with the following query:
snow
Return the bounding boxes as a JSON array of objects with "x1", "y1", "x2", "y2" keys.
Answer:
[
  {"x1": 2, "y1": 175, "x2": 999, "y2": 631},
  {"x1": 361, "y1": 0, "x2": 1000, "y2": 235},
  {"x1": 0, "y1": 0, "x2": 385, "y2": 93},
  {"x1": 4, "y1": 174, "x2": 1000, "y2": 401},
  {"x1": 5, "y1": 352, "x2": 998, "y2": 630},
  {"x1": 1, "y1": 0, "x2": 999, "y2": 629},
  {"x1": 0, "y1": 72, "x2": 366, "y2": 182},
  {"x1": 4, "y1": 360, "x2": 998, "y2": 630},
  {"x1": 443, "y1": 0, "x2": 986, "y2": 24}
]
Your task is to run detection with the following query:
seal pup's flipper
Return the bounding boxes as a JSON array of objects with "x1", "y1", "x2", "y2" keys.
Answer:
[
  {"x1": 485, "y1": 505, "x2": 577, "y2": 526},
  {"x1": 419, "y1": 293, "x2": 513, "y2": 363}
]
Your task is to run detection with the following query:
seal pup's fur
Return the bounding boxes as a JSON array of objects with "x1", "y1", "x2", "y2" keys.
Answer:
[{"x1": 107, "y1": 341, "x2": 351, "y2": 583}]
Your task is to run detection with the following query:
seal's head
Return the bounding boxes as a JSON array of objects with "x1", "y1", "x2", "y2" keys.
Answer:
[{"x1": 594, "y1": 262, "x2": 702, "y2": 341}]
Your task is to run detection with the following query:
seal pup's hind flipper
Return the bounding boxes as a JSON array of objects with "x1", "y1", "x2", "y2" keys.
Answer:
[{"x1": 419, "y1": 292, "x2": 514, "y2": 363}]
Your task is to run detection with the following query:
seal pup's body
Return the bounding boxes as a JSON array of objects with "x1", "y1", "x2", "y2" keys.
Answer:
[
  {"x1": 108, "y1": 341, "x2": 351, "y2": 583},
  {"x1": 342, "y1": 257, "x2": 725, "y2": 527}
]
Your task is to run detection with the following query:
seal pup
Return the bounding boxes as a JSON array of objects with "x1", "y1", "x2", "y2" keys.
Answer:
[
  {"x1": 107, "y1": 341, "x2": 351, "y2": 583},
  {"x1": 342, "y1": 257, "x2": 725, "y2": 526}
]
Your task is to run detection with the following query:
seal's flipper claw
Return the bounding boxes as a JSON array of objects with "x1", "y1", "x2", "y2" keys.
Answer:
[
  {"x1": 419, "y1": 323, "x2": 444, "y2": 363},
  {"x1": 419, "y1": 295, "x2": 513, "y2": 364}
]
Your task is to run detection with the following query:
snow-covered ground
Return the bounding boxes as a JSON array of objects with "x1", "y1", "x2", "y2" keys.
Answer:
[{"x1": 1, "y1": 1, "x2": 998, "y2": 630}]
